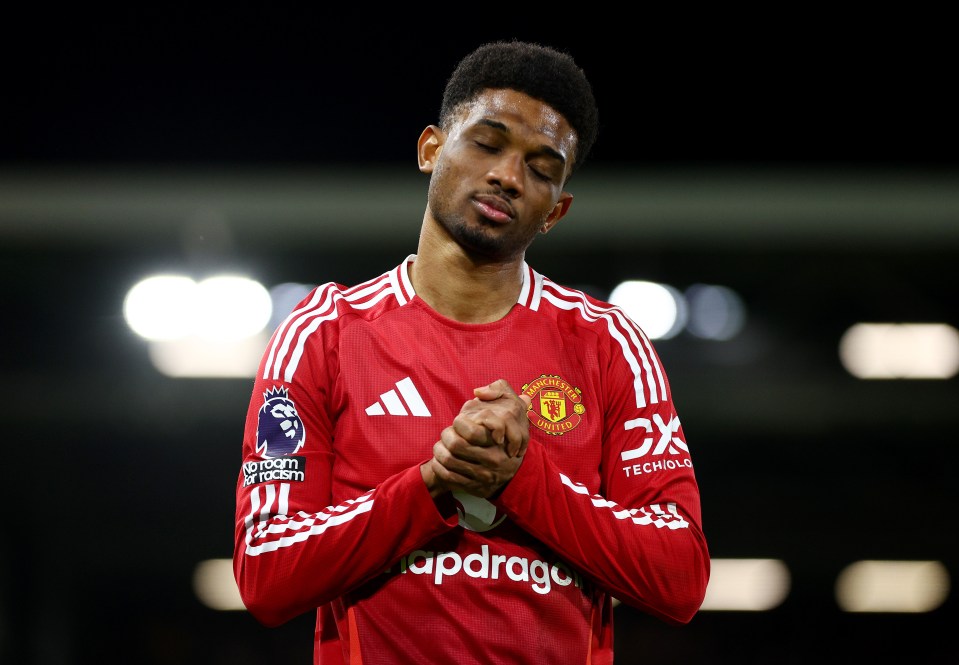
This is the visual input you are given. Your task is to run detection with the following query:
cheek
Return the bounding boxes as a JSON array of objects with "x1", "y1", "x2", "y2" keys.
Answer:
[
  {"x1": 528, "y1": 192, "x2": 561, "y2": 222},
  {"x1": 427, "y1": 161, "x2": 447, "y2": 199},
  {"x1": 429, "y1": 155, "x2": 468, "y2": 197},
  {"x1": 427, "y1": 164, "x2": 458, "y2": 218}
]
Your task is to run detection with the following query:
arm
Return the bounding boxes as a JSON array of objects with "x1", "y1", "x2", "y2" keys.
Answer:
[
  {"x1": 233, "y1": 314, "x2": 457, "y2": 627},
  {"x1": 235, "y1": 455, "x2": 455, "y2": 627},
  {"x1": 433, "y1": 375, "x2": 709, "y2": 626},
  {"x1": 497, "y1": 353, "x2": 709, "y2": 625},
  {"x1": 495, "y1": 431, "x2": 709, "y2": 625}
]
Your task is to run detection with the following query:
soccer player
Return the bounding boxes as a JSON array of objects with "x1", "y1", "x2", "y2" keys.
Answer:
[{"x1": 234, "y1": 40, "x2": 710, "y2": 664}]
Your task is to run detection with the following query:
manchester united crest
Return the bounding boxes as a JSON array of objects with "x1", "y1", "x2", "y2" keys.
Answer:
[{"x1": 521, "y1": 374, "x2": 585, "y2": 435}]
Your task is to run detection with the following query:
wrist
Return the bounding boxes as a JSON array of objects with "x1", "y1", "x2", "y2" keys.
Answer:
[{"x1": 420, "y1": 461, "x2": 448, "y2": 498}]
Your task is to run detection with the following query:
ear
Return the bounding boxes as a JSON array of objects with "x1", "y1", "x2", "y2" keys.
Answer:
[
  {"x1": 541, "y1": 192, "x2": 573, "y2": 233},
  {"x1": 417, "y1": 125, "x2": 444, "y2": 174}
]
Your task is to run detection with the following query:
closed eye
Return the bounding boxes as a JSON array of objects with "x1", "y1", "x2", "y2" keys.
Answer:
[
  {"x1": 529, "y1": 167, "x2": 552, "y2": 182},
  {"x1": 473, "y1": 140, "x2": 558, "y2": 183}
]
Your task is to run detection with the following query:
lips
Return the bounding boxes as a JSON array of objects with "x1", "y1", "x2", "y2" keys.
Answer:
[{"x1": 473, "y1": 194, "x2": 515, "y2": 223}]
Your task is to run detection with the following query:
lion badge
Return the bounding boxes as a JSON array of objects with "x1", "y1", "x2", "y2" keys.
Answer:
[{"x1": 256, "y1": 385, "x2": 306, "y2": 457}]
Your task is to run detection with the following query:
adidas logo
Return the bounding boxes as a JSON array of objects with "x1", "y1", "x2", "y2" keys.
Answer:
[{"x1": 365, "y1": 377, "x2": 432, "y2": 417}]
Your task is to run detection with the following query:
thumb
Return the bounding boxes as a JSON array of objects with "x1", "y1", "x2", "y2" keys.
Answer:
[{"x1": 473, "y1": 378, "x2": 514, "y2": 400}]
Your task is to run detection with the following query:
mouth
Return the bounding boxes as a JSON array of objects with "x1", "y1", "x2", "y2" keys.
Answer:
[{"x1": 472, "y1": 194, "x2": 514, "y2": 224}]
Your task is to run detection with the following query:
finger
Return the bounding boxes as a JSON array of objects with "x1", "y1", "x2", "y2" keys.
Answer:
[
  {"x1": 433, "y1": 443, "x2": 523, "y2": 499},
  {"x1": 503, "y1": 416, "x2": 529, "y2": 459},
  {"x1": 457, "y1": 405, "x2": 516, "y2": 449},
  {"x1": 473, "y1": 378, "x2": 516, "y2": 401},
  {"x1": 468, "y1": 384, "x2": 529, "y2": 421},
  {"x1": 433, "y1": 440, "x2": 493, "y2": 487},
  {"x1": 473, "y1": 398, "x2": 531, "y2": 458},
  {"x1": 433, "y1": 439, "x2": 474, "y2": 478},
  {"x1": 468, "y1": 411, "x2": 507, "y2": 446},
  {"x1": 460, "y1": 399, "x2": 527, "y2": 445},
  {"x1": 428, "y1": 456, "x2": 473, "y2": 492},
  {"x1": 439, "y1": 427, "x2": 499, "y2": 470},
  {"x1": 459, "y1": 394, "x2": 524, "y2": 435},
  {"x1": 451, "y1": 413, "x2": 495, "y2": 447},
  {"x1": 459, "y1": 412, "x2": 526, "y2": 459}
]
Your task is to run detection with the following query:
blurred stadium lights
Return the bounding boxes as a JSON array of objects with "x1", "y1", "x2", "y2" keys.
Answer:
[
  {"x1": 193, "y1": 559, "x2": 246, "y2": 611},
  {"x1": 125, "y1": 274, "x2": 272, "y2": 341},
  {"x1": 126, "y1": 276, "x2": 959, "y2": 384},
  {"x1": 124, "y1": 274, "x2": 273, "y2": 377},
  {"x1": 124, "y1": 275, "x2": 200, "y2": 341},
  {"x1": 608, "y1": 279, "x2": 747, "y2": 342},
  {"x1": 835, "y1": 560, "x2": 951, "y2": 613},
  {"x1": 195, "y1": 555, "x2": 950, "y2": 614},
  {"x1": 126, "y1": 274, "x2": 756, "y2": 378},
  {"x1": 608, "y1": 280, "x2": 688, "y2": 340},
  {"x1": 698, "y1": 558, "x2": 791, "y2": 611},
  {"x1": 683, "y1": 283, "x2": 747, "y2": 341},
  {"x1": 148, "y1": 333, "x2": 269, "y2": 378},
  {"x1": 195, "y1": 556, "x2": 794, "y2": 614},
  {"x1": 839, "y1": 323, "x2": 959, "y2": 379}
]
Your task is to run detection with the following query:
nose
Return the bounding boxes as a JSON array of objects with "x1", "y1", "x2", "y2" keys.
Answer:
[{"x1": 487, "y1": 152, "x2": 524, "y2": 197}]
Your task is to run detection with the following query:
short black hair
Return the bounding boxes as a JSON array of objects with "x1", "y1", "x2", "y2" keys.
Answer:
[{"x1": 439, "y1": 40, "x2": 599, "y2": 177}]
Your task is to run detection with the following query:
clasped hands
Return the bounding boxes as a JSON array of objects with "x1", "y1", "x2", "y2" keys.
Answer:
[{"x1": 421, "y1": 379, "x2": 531, "y2": 499}]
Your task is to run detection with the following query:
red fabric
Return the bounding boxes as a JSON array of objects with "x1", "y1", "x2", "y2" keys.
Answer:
[{"x1": 234, "y1": 256, "x2": 709, "y2": 664}]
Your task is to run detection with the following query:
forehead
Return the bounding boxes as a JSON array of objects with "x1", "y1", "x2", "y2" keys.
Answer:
[{"x1": 455, "y1": 88, "x2": 577, "y2": 154}]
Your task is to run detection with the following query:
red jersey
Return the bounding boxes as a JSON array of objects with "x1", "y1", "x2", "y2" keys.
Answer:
[{"x1": 233, "y1": 255, "x2": 709, "y2": 664}]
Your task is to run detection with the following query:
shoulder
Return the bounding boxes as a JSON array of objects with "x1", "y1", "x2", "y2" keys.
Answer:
[
  {"x1": 270, "y1": 264, "x2": 411, "y2": 348},
  {"x1": 530, "y1": 272, "x2": 661, "y2": 358},
  {"x1": 259, "y1": 264, "x2": 411, "y2": 383},
  {"x1": 530, "y1": 272, "x2": 624, "y2": 326},
  {"x1": 290, "y1": 263, "x2": 413, "y2": 325}
]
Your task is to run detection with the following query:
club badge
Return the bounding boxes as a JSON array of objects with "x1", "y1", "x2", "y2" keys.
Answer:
[{"x1": 521, "y1": 374, "x2": 585, "y2": 436}]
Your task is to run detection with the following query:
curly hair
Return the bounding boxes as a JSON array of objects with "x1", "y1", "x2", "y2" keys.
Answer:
[{"x1": 439, "y1": 40, "x2": 599, "y2": 177}]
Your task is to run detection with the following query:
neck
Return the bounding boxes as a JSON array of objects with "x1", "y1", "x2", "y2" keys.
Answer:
[{"x1": 410, "y1": 223, "x2": 525, "y2": 324}]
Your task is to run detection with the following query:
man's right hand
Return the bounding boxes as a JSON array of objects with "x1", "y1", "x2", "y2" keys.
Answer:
[{"x1": 423, "y1": 379, "x2": 532, "y2": 499}]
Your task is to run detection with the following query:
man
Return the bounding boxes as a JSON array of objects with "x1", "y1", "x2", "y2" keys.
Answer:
[{"x1": 234, "y1": 40, "x2": 710, "y2": 664}]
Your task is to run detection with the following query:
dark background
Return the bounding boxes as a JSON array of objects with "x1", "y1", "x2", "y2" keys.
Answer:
[{"x1": 2, "y1": 9, "x2": 957, "y2": 664}]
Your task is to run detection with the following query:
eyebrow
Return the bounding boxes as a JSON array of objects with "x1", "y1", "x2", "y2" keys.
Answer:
[{"x1": 475, "y1": 118, "x2": 568, "y2": 167}]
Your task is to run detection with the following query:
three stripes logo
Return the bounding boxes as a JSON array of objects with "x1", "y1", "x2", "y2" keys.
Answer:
[{"x1": 365, "y1": 377, "x2": 432, "y2": 417}]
